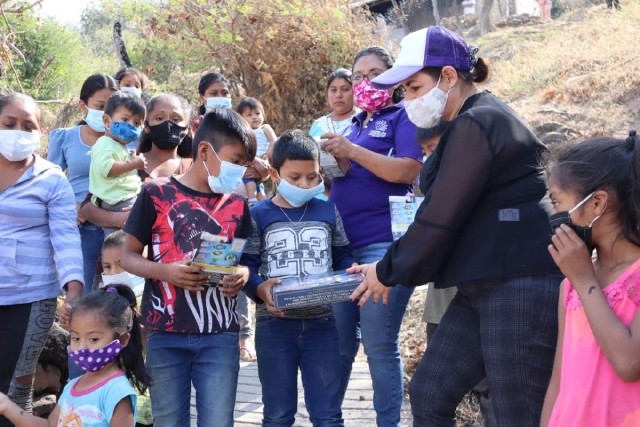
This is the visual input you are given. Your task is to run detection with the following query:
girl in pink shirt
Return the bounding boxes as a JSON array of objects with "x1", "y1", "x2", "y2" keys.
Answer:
[{"x1": 541, "y1": 131, "x2": 640, "y2": 427}]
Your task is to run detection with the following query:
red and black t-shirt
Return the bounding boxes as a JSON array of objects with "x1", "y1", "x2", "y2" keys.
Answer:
[{"x1": 123, "y1": 176, "x2": 252, "y2": 333}]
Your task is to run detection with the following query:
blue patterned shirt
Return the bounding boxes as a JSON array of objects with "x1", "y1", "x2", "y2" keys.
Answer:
[{"x1": 0, "y1": 155, "x2": 84, "y2": 305}]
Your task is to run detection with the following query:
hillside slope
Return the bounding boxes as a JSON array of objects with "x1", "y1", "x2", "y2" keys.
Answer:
[{"x1": 472, "y1": 1, "x2": 639, "y2": 143}]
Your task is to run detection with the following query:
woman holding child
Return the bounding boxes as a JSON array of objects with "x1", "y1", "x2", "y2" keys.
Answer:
[
  {"x1": 351, "y1": 27, "x2": 563, "y2": 427},
  {"x1": 320, "y1": 46, "x2": 423, "y2": 425}
]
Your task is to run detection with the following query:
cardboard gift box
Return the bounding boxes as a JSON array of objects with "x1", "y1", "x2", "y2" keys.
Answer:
[
  {"x1": 271, "y1": 270, "x2": 364, "y2": 310},
  {"x1": 192, "y1": 233, "x2": 247, "y2": 286}
]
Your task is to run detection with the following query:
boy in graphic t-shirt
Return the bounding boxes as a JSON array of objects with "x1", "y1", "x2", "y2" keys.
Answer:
[
  {"x1": 121, "y1": 108, "x2": 257, "y2": 427},
  {"x1": 241, "y1": 130, "x2": 355, "y2": 426}
]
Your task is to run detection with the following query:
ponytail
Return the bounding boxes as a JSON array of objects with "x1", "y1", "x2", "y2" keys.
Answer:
[
  {"x1": 470, "y1": 57, "x2": 490, "y2": 83},
  {"x1": 71, "y1": 285, "x2": 152, "y2": 394}
]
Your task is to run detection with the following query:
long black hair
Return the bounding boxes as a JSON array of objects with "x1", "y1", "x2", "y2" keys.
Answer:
[
  {"x1": 70, "y1": 285, "x2": 152, "y2": 394},
  {"x1": 549, "y1": 130, "x2": 640, "y2": 246},
  {"x1": 326, "y1": 68, "x2": 352, "y2": 91},
  {"x1": 352, "y1": 46, "x2": 404, "y2": 104},
  {"x1": 197, "y1": 73, "x2": 231, "y2": 116},
  {"x1": 78, "y1": 74, "x2": 118, "y2": 126},
  {"x1": 138, "y1": 93, "x2": 193, "y2": 158}
]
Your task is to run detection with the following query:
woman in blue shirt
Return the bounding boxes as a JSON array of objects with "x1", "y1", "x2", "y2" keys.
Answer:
[
  {"x1": 0, "y1": 93, "x2": 83, "y2": 427},
  {"x1": 47, "y1": 74, "x2": 118, "y2": 291}
]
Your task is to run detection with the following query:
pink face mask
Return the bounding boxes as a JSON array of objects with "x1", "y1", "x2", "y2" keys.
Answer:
[{"x1": 353, "y1": 79, "x2": 392, "y2": 113}]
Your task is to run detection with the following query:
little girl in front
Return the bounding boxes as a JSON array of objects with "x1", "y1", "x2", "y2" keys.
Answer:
[
  {"x1": 541, "y1": 131, "x2": 640, "y2": 427},
  {"x1": 0, "y1": 285, "x2": 151, "y2": 427}
]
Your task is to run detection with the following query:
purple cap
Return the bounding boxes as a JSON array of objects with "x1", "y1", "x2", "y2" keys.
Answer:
[{"x1": 371, "y1": 26, "x2": 474, "y2": 89}]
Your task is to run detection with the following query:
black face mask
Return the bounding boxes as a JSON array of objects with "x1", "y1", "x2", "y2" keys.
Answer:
[
  {"x1": 148, "y1": 121, "x2": 188, "y2": 150},
  {"x1": 549, "y1": 192, "x2": 603, "y2": 254}
]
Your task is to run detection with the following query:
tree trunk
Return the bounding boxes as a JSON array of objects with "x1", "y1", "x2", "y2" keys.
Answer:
[
  {"x1": 480, "y1": 0, "x2": 494, "y2": 35},
  {"x1": 112, "y1": 22, "x2": 132, "y2": 69},
  {"x1": 432, "y1": 0, "x2": 440, "y2": 25}
]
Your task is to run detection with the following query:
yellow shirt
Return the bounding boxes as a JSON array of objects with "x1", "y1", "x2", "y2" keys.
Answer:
[{"x1": 89, "y1": 136, "x2": 141, "y2": 205}]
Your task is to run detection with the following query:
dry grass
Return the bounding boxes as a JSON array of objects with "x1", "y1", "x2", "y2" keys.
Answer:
[{"x1": 475, "y1": 1, "x2": 640, "y2": 139}]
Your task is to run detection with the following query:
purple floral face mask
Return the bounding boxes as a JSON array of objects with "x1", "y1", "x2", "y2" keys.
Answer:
[{"x1": 67, "y1": 339, "x2": 123, "y2": 372}]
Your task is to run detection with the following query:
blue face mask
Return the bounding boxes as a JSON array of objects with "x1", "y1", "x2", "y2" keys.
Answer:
[
  {"x1": 277, "y1": 175, "x2": 325, "y2": 207},
  {"x1": 202, "y1": 144, "x2": 246, "y2": 193},
  {"x1": 85, "y1": 108, "x2": 106, "y2": 132},
  {"x1": 206, "y1": 97, "x2": 233, "y2": 111},
  {"x1": 110, "y1": 121, "x2": 143, "y2": 143}
]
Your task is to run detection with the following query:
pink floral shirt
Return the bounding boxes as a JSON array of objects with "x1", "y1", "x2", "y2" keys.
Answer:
[{"x1": 549, "y1": 259, "x2": 640, "y2": 427}]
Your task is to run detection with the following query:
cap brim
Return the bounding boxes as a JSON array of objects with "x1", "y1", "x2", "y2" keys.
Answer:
[{"x1": 370, "y1": 65, "x2": 424, "y2": 89}]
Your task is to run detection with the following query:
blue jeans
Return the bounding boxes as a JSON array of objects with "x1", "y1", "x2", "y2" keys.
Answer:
[
  {"x1": 146, "y1": 330, "x2": 240, "y2": 427},
  {"x1": 80, "y1": 222, "x2": 103, "y2": 293},
  {"x1": 332, "y1": 241, "x2": 414, "y2": 427},
  {"x1": 255, "y1": 315, "x2": 343, "y2": 427},
  {"x1": 67, "y1": 222, "x2": 105, "y2": 381}
]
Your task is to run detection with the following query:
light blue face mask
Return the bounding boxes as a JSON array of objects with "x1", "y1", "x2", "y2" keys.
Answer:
[
  {"x1": 206, "y1": 97, "x2": 233, "y2": 111},
  {"x1": 85, "y1": 108, "x2": 106, "y2": 132},
  {"x1": 120, "y1": 86, "x2": 142, "y2": 97},
  {"x1": 277, "y1": 175, "x2": 325, "y2": 207},
  {"x1": 203, "y1": 144, "x2": 246, "y2": 193}
]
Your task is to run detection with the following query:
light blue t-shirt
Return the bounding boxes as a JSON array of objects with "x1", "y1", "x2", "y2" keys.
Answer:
[
  {"x1": 48, "y1": 126, "x2": 137, "y2": 203},
  {"x1": 57, "y1": 371, "x2": 137, "y2": 426},
  {"x1": 309, "y1": 114, "x2": 357, "y2": 139}
]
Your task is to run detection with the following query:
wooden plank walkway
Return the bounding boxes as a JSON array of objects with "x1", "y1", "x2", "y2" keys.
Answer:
[{"x1": 190, "y1": 359, "x2": 413, "y2": 426}]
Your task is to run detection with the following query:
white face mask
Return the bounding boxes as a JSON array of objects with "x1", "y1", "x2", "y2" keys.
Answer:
[
  {"x1": 120, "y1": 86, "x2": 142, "y2": 97},
  {"x1": 0, "y1": 130, "x2": 41, "y2": 162},
  {"x1": 84, "y1": 107, "x2": 106, "y2": 132},
  {"x1": 101, "y1": 272, "x2": 145, "y2": 297},
  {"x1": 404, "y1": 76, "x2": 451, "y2": 129}
]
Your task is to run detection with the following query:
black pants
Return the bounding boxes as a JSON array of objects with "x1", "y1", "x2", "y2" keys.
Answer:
[
  {"x1": 0, "y1": 300, "x2": 56, "y2": 427},
  {"x1": 426, "y1": 323, "x2": 497, "y2": 427},
  {"x1": 410, "y1": 275, "x2": 561, "y2": 427}
]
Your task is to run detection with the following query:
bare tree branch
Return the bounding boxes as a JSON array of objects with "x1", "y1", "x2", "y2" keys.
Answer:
[
  {"x1": 33, "y1": 56, "x2": 54, "y2": 89},
  {"x1": 4, "y1": 0, "x2": 45, "y2": 14}
]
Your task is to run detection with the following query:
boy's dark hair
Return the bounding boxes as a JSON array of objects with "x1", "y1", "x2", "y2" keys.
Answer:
[
  {"x1": 192, "y1": 108, "x2": 256, "y2": 161},
  {"x1": 198, "y1": 73, "x2": 231, "y2": 115},
  {"x1": 103, "y1": 230, "x2": 127, "y2": 251},
  {"x1": 0, "y1": 93, "x2": 42, "y2": 129},
  {"x1": 353, "y1": 46, "x2": 404, "y2": 104},
  {"x1": 326, "y1": 68, "x2": 352, "y2": 90},
  {"x1": 70, "y1": 285, "x2": 152, "y2": 394},
  {"x1": 236, "y1": 97, "x2": 264, "y2": 116},
  {"x1": 549, "y1": 130, "x2": 640, "y2": 246},
  {"x1": 271, "y1": 130, "x2": 320, "y2": 173},
  {"x1": 415, "y1": 122, "x2": 450, "y2": 145},
  {"x1": 114, "y1": 67, "x2": 146, "y2": 91},
  {"x1": 104, "y1": 91, "x2": 147, "y2": 119},
  {"x1": 138, "y1": 93, "x2": 193, "y2": 158}
]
